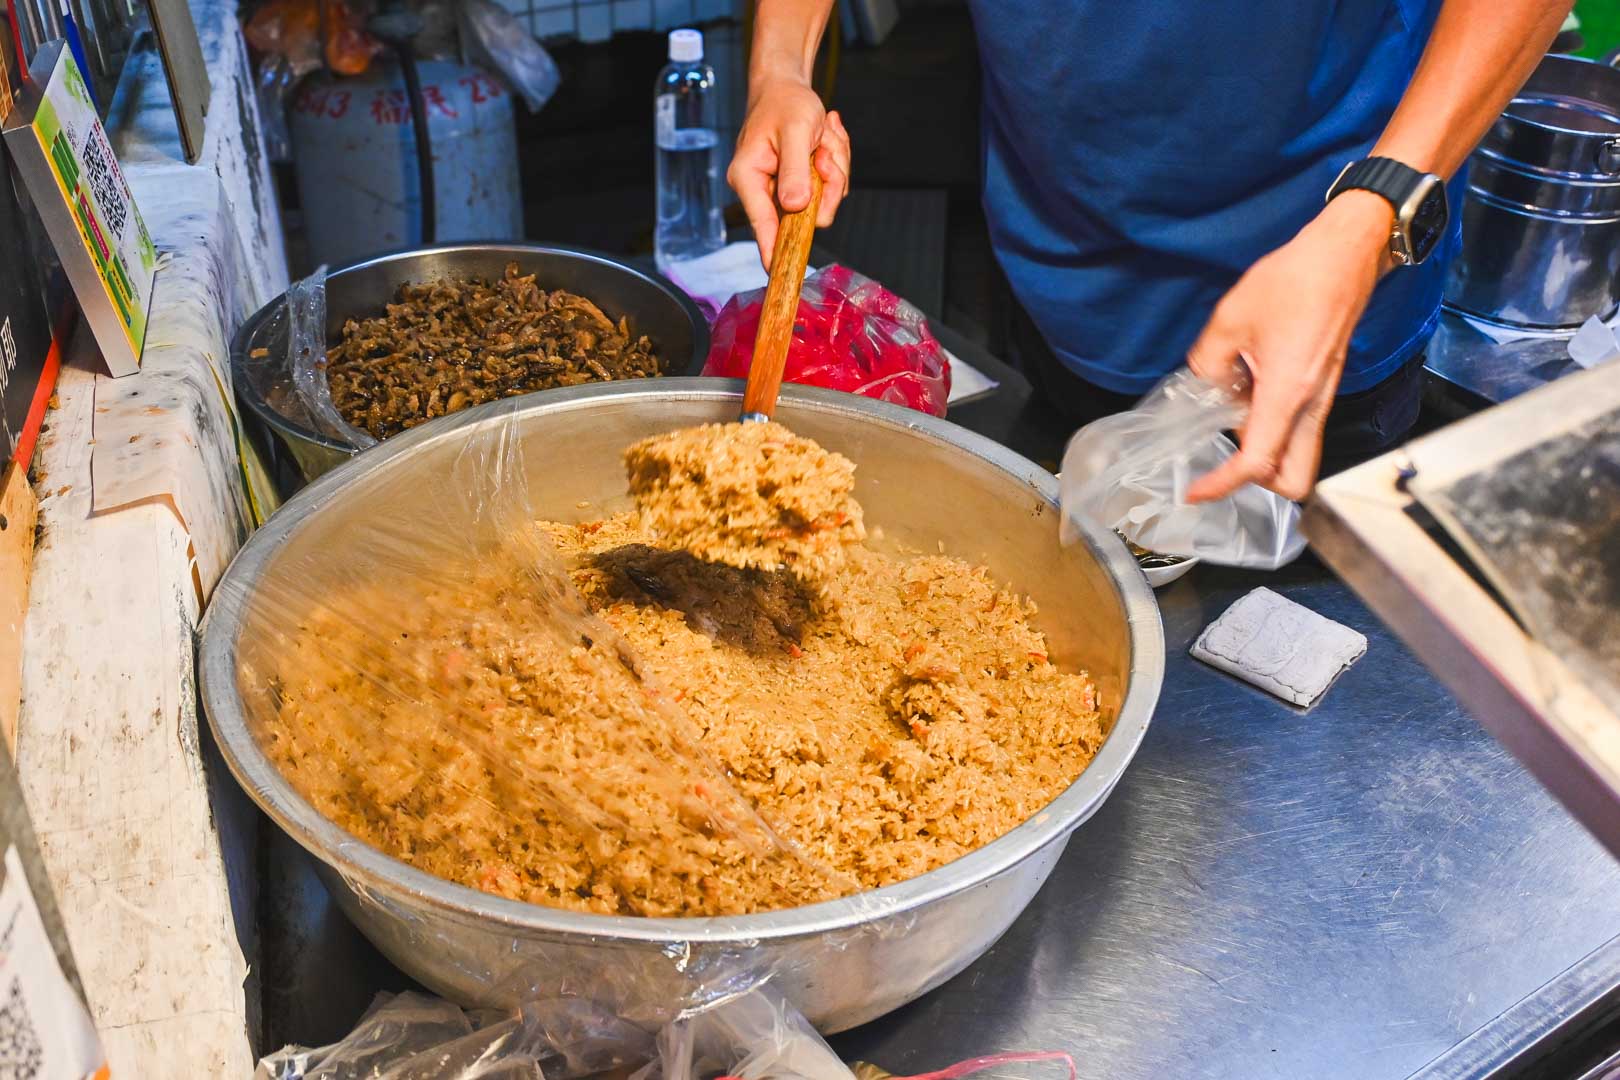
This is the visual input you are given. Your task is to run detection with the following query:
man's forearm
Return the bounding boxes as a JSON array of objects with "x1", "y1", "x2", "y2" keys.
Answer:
[
  {"x1": 1372, "y1": 0, "x2": 1570, "y2": 179},
  {"x1": 750, "y1": 0, "x2": 836, "y2": 92},
  {"x1": 1311, "y1": 0, "x2": 1569, "y2": 277}
]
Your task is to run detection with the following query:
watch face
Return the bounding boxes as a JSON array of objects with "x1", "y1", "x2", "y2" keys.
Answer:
[{"x1": 1406, "y1": 178, "x2": 1449, "y2": 265}]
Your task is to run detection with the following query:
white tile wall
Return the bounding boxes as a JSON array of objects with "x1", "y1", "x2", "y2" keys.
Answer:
[
  {"x1": 652, "y1": 0, "x2": 691, "y2": 29},
  {"x1": 576, "y1": 2, "x2": 613, "y2": 41},
  {"x1": 530, "y1": 7, "x2": 576, "y2": 38},
  {"x1": 692, "y1": 0, "x2": 733, "y2": 21},
  {"x1": 611, "y1": 0, "x2": 653, "y2": 31},
  {"x1": 517, "y1": 0, "x2": 742, "y2": 42}
]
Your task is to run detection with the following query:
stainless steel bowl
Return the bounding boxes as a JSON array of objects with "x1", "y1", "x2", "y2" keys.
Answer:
[
  {"x1": 199, "y1": 381, "x2": 1164, "y2": 1033},
  {"x1": 230, "y1": 244, "x2": 711, "y2": 483}
]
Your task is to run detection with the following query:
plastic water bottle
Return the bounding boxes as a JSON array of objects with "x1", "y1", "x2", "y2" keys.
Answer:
[{"x1": 654, "y1": 29, "x2": 725, "y2": 271}]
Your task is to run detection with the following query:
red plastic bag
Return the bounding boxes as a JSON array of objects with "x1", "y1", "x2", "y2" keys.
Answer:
[{"x1": 703, "y1": 265, "x2": 951, "y2": 417}]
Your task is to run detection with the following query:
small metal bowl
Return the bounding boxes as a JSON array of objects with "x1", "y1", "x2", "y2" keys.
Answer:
[
  {"x1": 1120, "y1": 536, "x2": 1199, "y2": 588},
  {"x1": 231, "y1": 243, "x2": 711, "y2": 484}
]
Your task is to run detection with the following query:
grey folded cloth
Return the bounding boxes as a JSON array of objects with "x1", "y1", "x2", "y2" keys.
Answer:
[{"x1": 1191, "y1": 587, "x2": 1367, "y2": 707}]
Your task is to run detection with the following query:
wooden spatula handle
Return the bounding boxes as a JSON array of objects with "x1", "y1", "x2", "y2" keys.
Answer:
[{"x1": 742, "y1": 168, "x2": 824, "y2": 420}]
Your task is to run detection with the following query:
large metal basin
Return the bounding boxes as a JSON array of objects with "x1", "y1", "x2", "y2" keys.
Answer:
[
  {"x1": 230, "y1": 244, "x2": 710, "y2": 483},
  {"x1": 199, "y1": 381, "x2": 1164, "y2": 1033}
]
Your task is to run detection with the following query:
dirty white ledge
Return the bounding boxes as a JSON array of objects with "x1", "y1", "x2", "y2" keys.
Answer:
[{"x1": 18, "y1": 0, "x2": 288, "y2": 1073}]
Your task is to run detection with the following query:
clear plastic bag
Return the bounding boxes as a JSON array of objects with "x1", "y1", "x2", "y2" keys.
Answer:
[
  {"x1": 254, "y1": 55, "x2": 297, "y2": 163},
  {"x1": 283, "y1": 266, "x2": 380, "y2": 450},
  {"x1": 702, "y1": 266, "x2": 951, "y2": 417},
  {"x1": 413, "y1": 0, "x2": 463, "y2": 62},
  {"x1": 1060, "y1": 368, "x2": 1305, "y2": 570},
  {"x1": 256, "y1": 987, "x2": 1077, "y2": 1080},
  {"x1": 457, "y1": 0, "x2": 561, "y2": 113}
]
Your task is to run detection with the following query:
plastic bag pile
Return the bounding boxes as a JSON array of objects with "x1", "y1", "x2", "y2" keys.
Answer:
[
  {"x1": 256, "y1": 987, "x2": 1076, "y2": 1080},
  {"x1": 1060, "y1": 369, "x2": 1306, "y2": 570},
  {"x1": 704, "y1": 266, "x2": 952, "y2": 417}
]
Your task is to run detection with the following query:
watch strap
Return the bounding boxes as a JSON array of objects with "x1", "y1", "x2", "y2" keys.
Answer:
[
  {"x1": 1329, "y1": 156, "x2": 1427, "y2": 205},
  {"x1": 1327, "y1": 156, "x2": 1445, "y2": 266}
]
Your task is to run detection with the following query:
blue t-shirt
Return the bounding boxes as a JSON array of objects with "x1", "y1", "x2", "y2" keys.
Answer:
[{"x1": 966, "y1": 0, "x2": 1464, "y2": 395}]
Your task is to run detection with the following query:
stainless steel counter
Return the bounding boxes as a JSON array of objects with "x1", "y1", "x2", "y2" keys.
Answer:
[{"x1": 1424, "y1": 310, "x2": 1585, "y2": 415}]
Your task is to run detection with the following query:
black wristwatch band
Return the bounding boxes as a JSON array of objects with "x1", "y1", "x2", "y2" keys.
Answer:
[
  {"x1": 1332, "y1": 157, "x2": 1424, "y2": 203},
  {"x1": 1327, "y1": 156, "x2": 1448, "y2": 267}
]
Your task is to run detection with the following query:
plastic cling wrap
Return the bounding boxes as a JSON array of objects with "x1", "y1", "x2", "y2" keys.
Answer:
[
  {"x1": 236, "y1": 266, "x2": 382, "y2": 453},
  {"x1": 205, "y1": 388, "x2": 1127, "y2": 1031},
  {"x1": 224, "y1": 408, "x2": 851, "y2": 921},
  {"x1": 703, "y1": 266, "x2": 951, "y2": 417},
  {"x1": 1060, "y1": 369, "x2": 1306, "y2": 570}
]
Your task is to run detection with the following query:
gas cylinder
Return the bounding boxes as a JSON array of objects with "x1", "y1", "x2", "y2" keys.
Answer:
[{"x1": 288, "y1": 59, "x2": 523, "y2": 267}]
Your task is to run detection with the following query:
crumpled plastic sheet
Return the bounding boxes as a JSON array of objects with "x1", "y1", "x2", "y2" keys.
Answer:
[
  {"x1": 288, "y1": 266, "x2": 380, "y2": 450},
  {"x1": 457, "y1": 0, "x2": 562, "y2": 113},
  {"x1": 1059, "y1": 368, "x2": 1305, "y2": 570},
  {"x1": 256, "y1": 987, "x2": 1077, "y2": 1080},
  {"x1": 703, "y1": 266, "x2": 951, "y2": 417},
  {"x1": 237, "y1": 265, "x2": 382, "y2": 454}
]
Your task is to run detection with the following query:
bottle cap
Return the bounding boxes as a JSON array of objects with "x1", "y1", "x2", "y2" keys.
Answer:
[{"x1": 668, "y1": 28, "x2": 703, "y2": 62}]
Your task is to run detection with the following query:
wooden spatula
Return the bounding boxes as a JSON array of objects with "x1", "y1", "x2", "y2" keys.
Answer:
[
  {"x1": 620, "y1": 167, "x2": 859, "y2": 580},
  {"x1": 740, "y1": 168, "x2": 824, "y2": 423}
]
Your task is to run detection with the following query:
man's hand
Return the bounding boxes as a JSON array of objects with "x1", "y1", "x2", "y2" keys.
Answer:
[
  {"x1": 727, "y1": 78, "x2": 850, "y2": 269},
  {"x1": 1183, "y1": 0, "x2": 1569, "y2": 504},
  {"x1": 1183, "y1": 190, "x2": 1395, "y2": 503}
]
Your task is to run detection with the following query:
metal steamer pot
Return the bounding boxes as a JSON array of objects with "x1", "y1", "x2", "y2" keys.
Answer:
[
  {"x1": 230, "y1": 244, "x2": 711, "y2": 483},
  {"x1": 1445, "y1": 55, "x2": 1620, "y2": 329},
  {"x1": 199, "y1": 382, "x2": 1165, "y2": 1033}
]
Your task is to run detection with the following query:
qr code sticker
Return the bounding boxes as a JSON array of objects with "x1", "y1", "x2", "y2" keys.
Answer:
[
  {"x1": 77, "y1": 123, "x2": 128, "y2": 241},
  {"x1": 0, "y1": 979, "x2": 43, "y2": 1080}
]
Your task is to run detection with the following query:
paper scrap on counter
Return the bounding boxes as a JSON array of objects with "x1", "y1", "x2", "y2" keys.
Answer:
[
  {"x1": 1457, "y1": 305, "x2": 1620, "y2": 357},
  {"x1": 88, "y1": 170, "x2": 261, "y2": 600},
  {"x1": 1567, "y1": 315, "x2": 1620, "y2": 369},
  {"x1": 660, "y1": 241, "x2": 772, "y2": 320},
  {"x1": 1191, "y1": 587, "x2": 1367, "y2": 708},
  {"x1": 943, "y1": 348, "x2": 998, "y2": 404}
]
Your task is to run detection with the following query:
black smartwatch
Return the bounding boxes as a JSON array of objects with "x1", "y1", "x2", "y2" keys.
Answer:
[{"x1": 1325, "y1": 157, "x2": 1448, "y2": 267}]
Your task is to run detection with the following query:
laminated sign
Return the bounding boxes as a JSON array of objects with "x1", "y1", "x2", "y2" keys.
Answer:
[
  {"x1": 2, "y1": 41, "x2": 155, "y2": 377},
  {"x1": 0, "y1": 848, "x2": 108, "y2": 1079},
  {"x1": 0, "y1": 737, "x2": 108, "y2": 1079}
]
